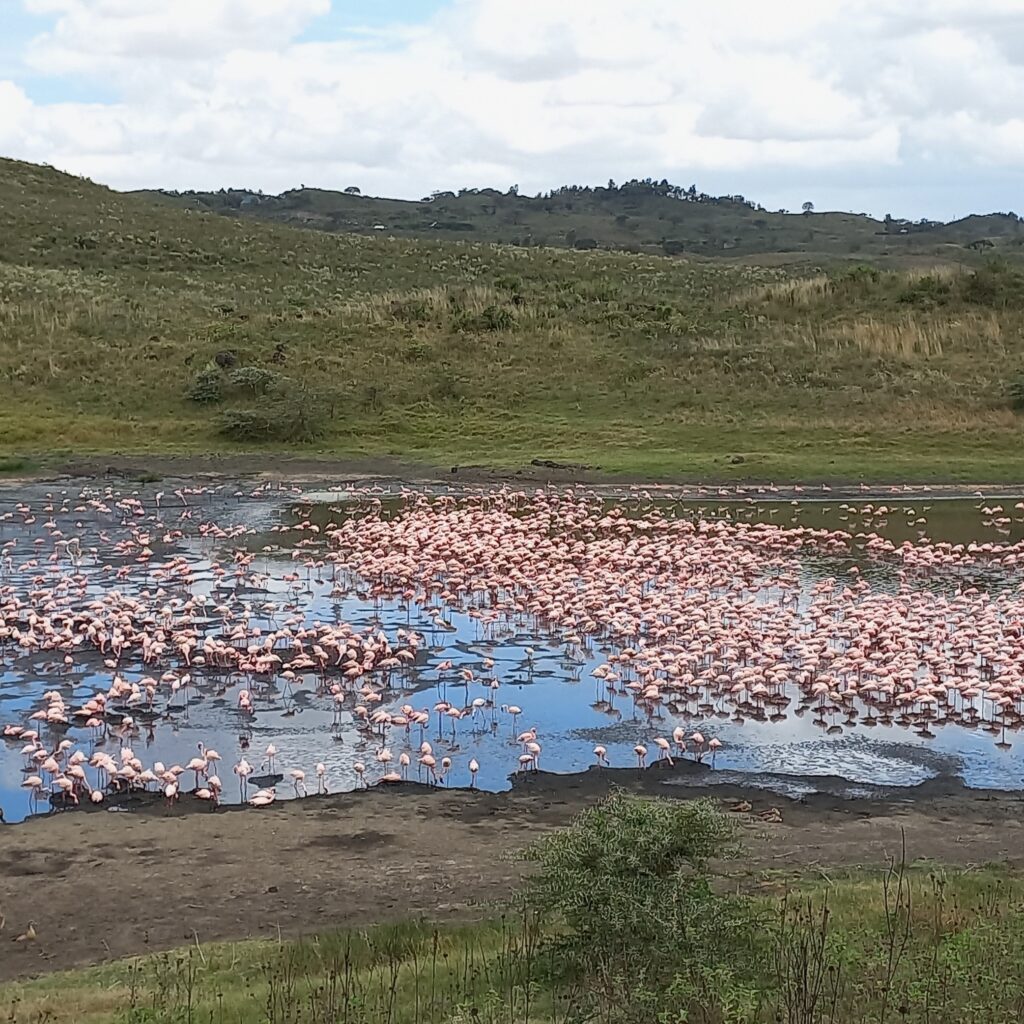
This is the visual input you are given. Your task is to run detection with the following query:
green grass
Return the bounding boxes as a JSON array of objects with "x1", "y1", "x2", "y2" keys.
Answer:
[
  {"x1": 0, "y1": 454, "x2": 32, "y2": 475},
  {"x1": 4, "y1": 157, "x2": 1024, "y2": 481},
  {"x1": 5, "y1": 866, "x2": 1024, "y2": 1024}
]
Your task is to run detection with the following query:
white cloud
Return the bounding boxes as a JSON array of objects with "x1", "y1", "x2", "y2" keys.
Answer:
[
  {"x1": 24, "y1": 0, "x2": 330, "y2": 66},
  {"x1": 1, "y1": 0, "x2": 1023, "y2": 217}
]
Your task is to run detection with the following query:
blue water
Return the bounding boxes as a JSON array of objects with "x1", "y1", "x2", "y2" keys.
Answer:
[{"x1": 1, "y1": 482, "x2": 1022, "y2": 825}]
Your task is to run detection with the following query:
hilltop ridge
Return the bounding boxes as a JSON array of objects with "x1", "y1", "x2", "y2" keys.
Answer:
[{"x1": 133, "y1": 176, "x2": 1024, "y2": 261}]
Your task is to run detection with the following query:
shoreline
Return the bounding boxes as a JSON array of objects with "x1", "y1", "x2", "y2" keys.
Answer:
[
  {"x1": 2, "y1": 452, "x2": 1024, "y2": 496},
  {"x1": 9, "y1": 758, "x2": 1024, "y2": 829},
  {"x1": 3, "y1": 761, "x2": 1024, "y2": 982}
]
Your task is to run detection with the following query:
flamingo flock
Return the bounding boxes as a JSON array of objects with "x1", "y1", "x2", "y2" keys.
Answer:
[{"x1": 1, "y1": 481, "x2": 1024, "y2": 822}]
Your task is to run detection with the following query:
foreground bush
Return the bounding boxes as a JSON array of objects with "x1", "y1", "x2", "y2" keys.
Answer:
[
  {"x1": 6, "y1": 798, "x2": 1024, "y2": 1023},
  {"x1": 518, "y1": 791, "x2": 762, "y2": 1020}
]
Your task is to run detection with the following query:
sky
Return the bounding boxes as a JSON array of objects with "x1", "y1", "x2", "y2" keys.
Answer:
[{"x1": 1, "y1": 0, "x2": 1023, "y2": 220}]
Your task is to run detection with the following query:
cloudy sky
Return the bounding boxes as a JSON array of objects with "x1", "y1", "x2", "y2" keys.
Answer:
[{"x1": 2, "y1": 0, "x2": 1023, "y2": 219}]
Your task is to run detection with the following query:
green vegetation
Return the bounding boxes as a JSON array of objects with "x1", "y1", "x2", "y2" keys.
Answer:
[
  {"x1": 139, "y1": 177, "x2": 1024, "y2": 261},
  {"x1": 3, "y1": 157, "x2": 1024, "y2": 481},
  {"x1": 0, "y1": 455, "x2": 31, "y2": 475},
  {"x1": 5, "y1": 793, "x2": 1024, "y2": 1023}
]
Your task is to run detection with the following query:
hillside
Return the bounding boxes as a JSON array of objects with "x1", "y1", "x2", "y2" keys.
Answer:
[
  {"x1": 134, "y1": 178, "x2": 1024, "y2": 261},
  {"x1": 2, "y1": 156, "x2": 1024, "y2": 482}
]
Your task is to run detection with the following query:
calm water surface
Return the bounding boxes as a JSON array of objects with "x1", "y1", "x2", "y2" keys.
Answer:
[{"x1": 2, "y1": 482, "x2": 1023, "y2": 824}]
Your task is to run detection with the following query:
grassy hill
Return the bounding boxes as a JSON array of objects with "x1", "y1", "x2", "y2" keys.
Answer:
[
  {"x1": 3, "y1": 156, "x2": 1024, "y2": 481},
  {"x1": 134, "y1": 178, "x2": 1024, "y2": 261}
]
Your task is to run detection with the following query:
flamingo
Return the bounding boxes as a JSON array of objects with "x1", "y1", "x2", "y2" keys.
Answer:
[{"x1": 708, "y1": 737, "x2": 722, "y2": 766}]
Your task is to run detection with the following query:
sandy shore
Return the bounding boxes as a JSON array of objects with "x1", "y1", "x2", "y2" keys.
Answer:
[{"x1": 2, "y1": 765, "x2": 1023, "y2": 982}]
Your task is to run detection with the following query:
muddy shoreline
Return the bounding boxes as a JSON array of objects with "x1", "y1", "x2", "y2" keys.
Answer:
[
  {"x1": 3, "y1": 762, "x2": 1023, "y2": 982},
  {"x1": 3, "y1": 452, "x2": 1024, "y2": 495}
]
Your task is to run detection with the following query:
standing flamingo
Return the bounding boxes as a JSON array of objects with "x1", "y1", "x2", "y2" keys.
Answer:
[
  {"x1": 708, "y1": 737, "x2": 722, "y2": 766},
  {"x1": 653, "y1": 737, "x2": 673, "y2": 765}
]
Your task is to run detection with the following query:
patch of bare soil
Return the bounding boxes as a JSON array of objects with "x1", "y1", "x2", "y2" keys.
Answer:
[{"x1": 2, "y1": 767, "x2": 1022, "y2": 981}]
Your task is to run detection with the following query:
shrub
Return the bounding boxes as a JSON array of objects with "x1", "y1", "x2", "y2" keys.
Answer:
[
  {"x1": 218, "y1": 382, "x2": 327, "y2": 443},
  {"x1": 186, "y1": 366, "x2": 223, "y2": 404},
  {"x1": 479, "y1": 305, "x2": 514, "y2": 330},
  {"x1": 493, "y1": 274, "x2": 523, "y2": 292},
  {"x1": 228, "y1": 365, "x2": 277, "y2": 395},
  {"x1": 962, "y1": 259, "x2": 1024, "y2": 308},
  {"x1": 518, "y1": 792, "x2": 751, "y2": 975},
  {"x1": 452, "y1": 305, "x2": 515, "y2": 332},
  {"x1": 897, "y1": 274, "x2": 952, "y2": 306}
]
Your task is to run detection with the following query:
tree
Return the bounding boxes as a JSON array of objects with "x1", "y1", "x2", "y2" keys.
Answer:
[
  {"x1": 802, "y1": 201, "x2": 815, "y2": 215},
  {"x1": 343, "y1": 186, "x2": 361, "y2": 195},
  {"x1": 507, "y1": 183, "x2": 519, "y2": 196}
]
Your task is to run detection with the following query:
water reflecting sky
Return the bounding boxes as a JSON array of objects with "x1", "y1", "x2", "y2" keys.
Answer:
[{"x1": 2, "y1": 482, "x2": 1023, "y2": 825}]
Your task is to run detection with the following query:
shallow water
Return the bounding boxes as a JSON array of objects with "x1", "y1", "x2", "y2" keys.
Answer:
[{"x1": 2, "y1": 481, "x2": 1023, "y2": 825}]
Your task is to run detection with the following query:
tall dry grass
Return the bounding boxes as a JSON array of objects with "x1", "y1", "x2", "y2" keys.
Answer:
[{"x1": 802, "y1": 312, "x2": 1011, "y2": 357}]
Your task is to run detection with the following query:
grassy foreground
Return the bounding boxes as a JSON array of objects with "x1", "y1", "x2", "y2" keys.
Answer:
[
  {"x1": 3, "y1": 794, "x2": 1024, "y2": 1024},
  {"x1": 3, "y1": 158, "x2": 1024, "y2": 481}
]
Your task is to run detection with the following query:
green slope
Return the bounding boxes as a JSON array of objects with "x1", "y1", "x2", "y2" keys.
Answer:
[{"x1": 2, "y1": 157, "x2": 1024, "y2": 481}]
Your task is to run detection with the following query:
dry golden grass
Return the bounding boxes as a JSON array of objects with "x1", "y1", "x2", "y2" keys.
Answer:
[
  {"x1": 737, "y1": 265, "x2": 967, "y2": 310},
  {"x1": 802, "y1": 311, "x2": 1012, "y2": 357}
]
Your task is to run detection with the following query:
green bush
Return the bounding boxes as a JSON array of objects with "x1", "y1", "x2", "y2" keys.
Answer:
[
  {"x1": 897, "y1": 274, "x2": 953, "y2": 306},
  {"x1": 185, "y1": 366, "x2": 223, "y2": 404},
  {"x1": 227, "y1": 365, "x2": 277, "y2": 395},
  {"x1": 962, "y1": 259, "x2": 1024, "y2": 308},
  {"x1": 452, "y1": 304, "x2": 515, "y2": 332},
  {"x1": 519, "y1": 791, "x2": 755, "y2": 983},
  {"x1": 218, "y1": 382, "x2": 327, "y2": 443},
  {"x1": 479, "y1": 304, "x2": 514, "y2": 330}
]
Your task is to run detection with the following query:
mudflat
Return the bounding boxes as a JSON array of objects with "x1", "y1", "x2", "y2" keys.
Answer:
[{"x1": 2, "y1": 766, "x2": 1022, "y2": 982}]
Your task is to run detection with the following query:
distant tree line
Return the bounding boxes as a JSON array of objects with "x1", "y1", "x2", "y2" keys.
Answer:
[{"x1": 152, "y1": 180, "x2": 1024, "y2": 236}]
